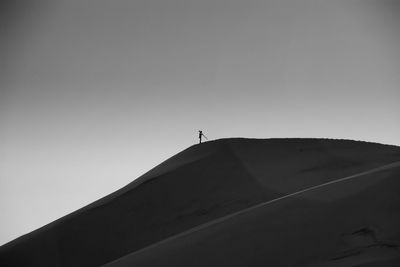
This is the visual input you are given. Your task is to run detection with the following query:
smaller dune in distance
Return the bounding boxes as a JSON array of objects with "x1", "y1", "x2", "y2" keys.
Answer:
[{"x1": 1, "y1": 138, "x2": 400, "y2": 266}]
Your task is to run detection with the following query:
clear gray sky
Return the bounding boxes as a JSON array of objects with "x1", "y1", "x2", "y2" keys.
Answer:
[{"x1": 1, "y1": 0, "x2": 399, "y2": 245}]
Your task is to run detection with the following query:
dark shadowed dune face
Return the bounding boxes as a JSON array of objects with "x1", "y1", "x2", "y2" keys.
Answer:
[{"x1": 1, "y1": 138, "x2": 400, "y2": 267}]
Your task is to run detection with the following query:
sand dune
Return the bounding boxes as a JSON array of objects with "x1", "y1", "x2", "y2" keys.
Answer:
[{"x1": 1, "y1": 138, "x2": 399, "y2": 266}]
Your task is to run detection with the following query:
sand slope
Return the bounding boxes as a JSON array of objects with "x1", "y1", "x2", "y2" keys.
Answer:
[
  {"x1": 1, "y1": 138, "x2": 399, "y2": 266},
  {"x1": 105, "y1": 162, "x2": 400, "y2": 266}
]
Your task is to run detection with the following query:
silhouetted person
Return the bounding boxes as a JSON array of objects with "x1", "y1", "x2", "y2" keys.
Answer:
[{"x1": 198, "y1": 130, "x2": 207, "y2": 144}]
